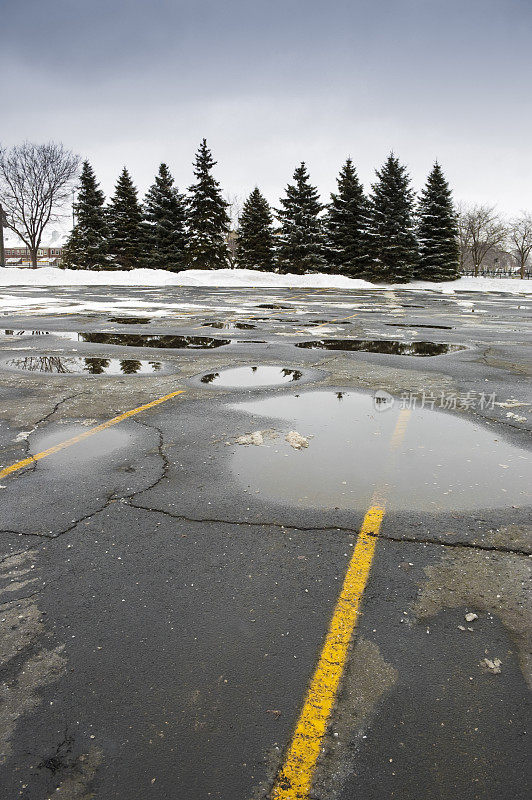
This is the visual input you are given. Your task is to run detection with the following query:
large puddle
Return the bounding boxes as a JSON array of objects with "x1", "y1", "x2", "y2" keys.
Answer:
[
  {"x1": 200, "y1": 366, "x2": 306, "y2": 387},
  {"x1": 296, "y1": 339, "x2": 464, "y2": 356},
  {"x1": 3, "y1": 356, "x2": 165, "y2": 375},
  {"x1": 2, "y1": 330, "x2": 261, "y2": 349},
  {"x1": 385, "y1": 323, "x2": 453, "y2": 330},
  {"x1": 1, "y1": 330, "x2": 232, "y2": 349},
  {"x1": 201, "y1": 322, "x2": 256, "y2": 330},
  {"x1": 108, "y1": 316, "x2": 152, "y2": 324},
  {"x1": 230, "y1": 391, "x2": 530, "y2": 512}
]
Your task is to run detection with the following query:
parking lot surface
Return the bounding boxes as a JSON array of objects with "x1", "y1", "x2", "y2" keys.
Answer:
[{"x1": 1, "y1": 285, "x2": 531, "y2": 800}]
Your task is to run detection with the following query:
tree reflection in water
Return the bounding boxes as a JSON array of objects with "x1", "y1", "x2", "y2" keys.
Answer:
[
  {"x1": 5, "y1": 356, "x2": 162, "y2": 375},
  {"x1": 7, "y1": 356, "x2": 74, "y2": 373},
  {"x1": 84, "y1": 358, "x2": 111, "y2": 374}
]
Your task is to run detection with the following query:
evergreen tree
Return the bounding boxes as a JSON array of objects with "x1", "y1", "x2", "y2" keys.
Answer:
[
  {"x1": 61, "y1": 161, "x2": 108, "y2": 270},
  {"x1": 276, "y1": 162, "x2": 325, "y2": 274},
  {"x1": 366, "y1": 154, "x2": 418, "y2": 283},
  {"x1": 236, "y1": 188, "x2": 275, "y2": 271},
  {"x1": 186, "y1": 139, "x2": 230, "y2": 269},
  {"x1": 143, "y1": 163, "x2": 187, "y2": 271},
  {"x1": 107, "y1": 167, "x2": 145, "y2": 270},
  {"x1": 416, "y1": 162, "x2": 460, "y2": 281},
  {"x1": 325, "y1": 158, "x2": 369, "y2": 277}
]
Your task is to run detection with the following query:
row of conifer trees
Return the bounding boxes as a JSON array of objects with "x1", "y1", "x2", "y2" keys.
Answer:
[{"x1": 63, "y1": 139, "x2": 460, "y2": 282}]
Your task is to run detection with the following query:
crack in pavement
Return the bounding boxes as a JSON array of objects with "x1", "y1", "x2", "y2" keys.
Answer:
[{"x1": 126, "y1": 502, "x2": 532, "y2": 557}]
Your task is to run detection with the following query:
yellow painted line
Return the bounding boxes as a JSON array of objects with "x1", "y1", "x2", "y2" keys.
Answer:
[
  {"x1": 270, "y1": 408, "x2": 411, "y2": 800},
  {"x1": 0, "y1": 389, "x2": 185, "y2": 480}
]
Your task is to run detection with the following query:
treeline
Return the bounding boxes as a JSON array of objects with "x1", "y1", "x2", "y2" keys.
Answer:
[{"x1": 63, "y1": 139, "x2": 460, "y2": 282}]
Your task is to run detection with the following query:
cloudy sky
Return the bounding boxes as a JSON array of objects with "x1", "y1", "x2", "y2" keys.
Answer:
[{"x1": 2, "y1": 0, "x2": 530, "y2": 215}]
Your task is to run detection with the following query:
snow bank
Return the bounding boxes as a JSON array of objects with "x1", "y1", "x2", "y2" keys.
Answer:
[{"x1": 0, "y1": 266, "x2": 530, "y2": 294}]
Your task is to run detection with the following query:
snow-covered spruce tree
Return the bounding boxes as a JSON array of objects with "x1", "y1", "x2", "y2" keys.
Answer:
[
  {"x1": 186, "y1": 139, "x2": 230, "y2": 269},
  {"x1": 325, "y1": 157, "x2": 369, "y2": 277},
  {"x1": 276, "y1": 163, "x2": 325, "y2": 274},
  {"x1": 366, "y1": 154, "x2": 418, "y2": 283},
  {"x1": 143, "y1": 163, "x2": 187, "y2": 271},
  {"x1": 236, "y1": 188, "x2": 275, "y2": 271},
  {"x1": 61, "y1": 161, "x2": 109, "y2": 270},
  {"x1": 415, "y1": 162, "x2": 460, "y2": 281},
  {"x1": 107, "y1": 168, "x2": 145, "y2": 270}
]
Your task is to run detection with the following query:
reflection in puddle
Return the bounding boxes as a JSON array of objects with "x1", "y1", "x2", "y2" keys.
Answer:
[
  {"x1": 201, "y1": 366, "x2": 305, "y2": 387},
  {"x1": 4, "y1": 356, "x2": 164, "y2": 375},
  {"x1": 230, "y1": 392, "x2": 531, "y2": 512},
  {"x1": 80, "y1": 333, "x2": 232, "y2": 349},
  {"x1": 201, "y1": 322, "x2": 256, "y2": 330},
  {"x1": 2, "y1": 329, "x2": 80, "y2": 341},
  {"x1": 296, "y1": 339, "x2": 464, "y2": 356},
  {"x1": 386, "y1": 323, "x2": 453, "y2": 330},
  {"x1": 301, "y1": 319, "x2": 352, "y2": 326},
  {"x1": 1, "y1": 330, "x2": 232, "y2": 349},
  {"x1": 108, "y1": 317, "x2": 152, "y2": 324}
]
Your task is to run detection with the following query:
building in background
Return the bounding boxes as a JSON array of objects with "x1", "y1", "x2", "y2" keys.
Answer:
[{"x1": 3, "y1": 229, "x2": 68, "y2": 267}]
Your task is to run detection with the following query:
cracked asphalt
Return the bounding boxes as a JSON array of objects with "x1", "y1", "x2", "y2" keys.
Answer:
[{"x1": 0, "y1": 285, "x2": 531, "y2": 800}]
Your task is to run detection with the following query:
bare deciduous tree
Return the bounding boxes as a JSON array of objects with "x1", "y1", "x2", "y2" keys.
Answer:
[
  {"x1": 0, "y1": 142, "x2": 80, "y2": 268},
  {"x1": 457, "y1": 203, "x2": 507, "y2": 276},
  {"x1": 508, "y1": 212, "x2": 532, "y2": 279}
]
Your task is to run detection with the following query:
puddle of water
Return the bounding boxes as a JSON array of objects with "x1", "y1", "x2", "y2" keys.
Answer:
[
  {"x1": 201, "y1": 322, "x2": 256, "y2": 330},
  {"x1": 3, "y1": 356, "x2": 165, "y2": 375},
  {"x1": 301, "y1": 319, "x2": 352, "y2": 326},
  {"x1": 31, "y1": 424, "x2": 133, "y2": 467},
  {"x1": 108, "y1": 317, "x2": 152, "y2": 324},
  {"x1": 295, "y1": 339, "x2": 464, "y2": 356},
  {"x1": 80, "y1": 333, "x2": 233, "y2": 349},
  {"x1": 200, "y1": 366, "x2": 306, "y2": 387},
  {"x1": 386, "y1": 323, "x2": 453, "y2": 330},
  {"x1": 256, "y1": 304, "x2": 291, "y2": 310},
  {"x1": 2, "y1": 329, "x2": 80, "y2": 341},
  {"x1": 1, "y1": 330, "x2": 232, "y2": 349},
  {"x1": 230, "y1": 391, "x2": 531, "y2": 512}
]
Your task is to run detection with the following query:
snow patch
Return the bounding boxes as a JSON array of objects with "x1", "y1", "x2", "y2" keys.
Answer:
[
  {"x1": 0, "y1": 267, "x2": 531, "y2": 294},
  {"x1": 285, "y1": 431, "x2": 310, "y2": 450}
]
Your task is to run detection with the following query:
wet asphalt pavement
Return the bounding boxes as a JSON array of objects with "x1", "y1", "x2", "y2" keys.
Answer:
[{"x1": 0, "y1": 285, "x2": 531, "y2": 800}]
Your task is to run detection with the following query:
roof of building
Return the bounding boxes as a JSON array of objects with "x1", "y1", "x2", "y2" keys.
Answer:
[{"x1": 2, "y1": 226, "x2": 70, "y2": 249}]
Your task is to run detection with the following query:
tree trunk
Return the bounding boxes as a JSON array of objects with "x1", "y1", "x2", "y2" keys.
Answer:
[{"x1": 30, "y1": 248, "x2": 38, "y2": 269}]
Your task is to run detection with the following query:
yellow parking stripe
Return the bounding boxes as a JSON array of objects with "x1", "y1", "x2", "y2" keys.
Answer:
[
  {"x1": 0, "y1": 389, "x2": 185, "y2": 480},
  {"x1": 270, "y1": 408, "x2": 411, "y2": 799}
]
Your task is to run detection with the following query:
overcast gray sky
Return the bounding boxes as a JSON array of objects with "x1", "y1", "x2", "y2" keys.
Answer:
[{"x1": 2, "y1": 0, "x2": 531, "y2": 215}]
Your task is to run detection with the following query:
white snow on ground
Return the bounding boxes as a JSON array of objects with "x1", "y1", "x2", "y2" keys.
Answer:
[{"x1": 0, "y1": 266, "x2": 530, "y2": 294}]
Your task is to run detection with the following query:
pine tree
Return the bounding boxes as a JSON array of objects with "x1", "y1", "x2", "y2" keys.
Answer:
[
  {"x1": 143, "y1": 163, "x2": 187, "y2": 271},
  {"x1": 186, "y1": 139, "x2": 230, "y2": 269},
  {"x1": 61, "y1": 161, "x2": 109, "y2": 270},
  {"x1": 107, "y1": 167, "x2": 145, "y2": 270},
  {"x1": 325, "y1": 158, "x2": 369, "y2": 277},
  {"x1": 416, "y1": 162, "x2": 460, "y2": 281},
  {"x1": 366, "y1": 154, "x2": 418, "y2": 283},
  {"x1": 236, "y1": 188, "x2": 275, "y2": 271},
  {"x1": 276, "y1": 162, "x2": 325, "y2": 274}
]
